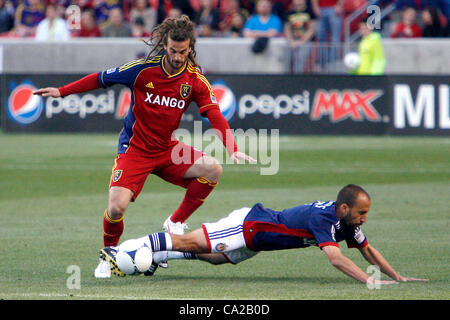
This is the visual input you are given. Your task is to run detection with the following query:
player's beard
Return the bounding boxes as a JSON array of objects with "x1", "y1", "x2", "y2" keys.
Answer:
[
  {"x1": 166, "y1": 55, "x2": 186, "y2": 72},
  {"x1": 342, "y1": 209, "x2": 358, "y2": 229}
]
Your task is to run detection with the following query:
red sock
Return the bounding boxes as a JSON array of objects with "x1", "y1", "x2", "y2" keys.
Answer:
[
  {"x1": 171, "y1": 177, "x2": 217, "y2": 223},
  {"x1": 103, "y1": 209, "x2": 124, "y2": 247}
]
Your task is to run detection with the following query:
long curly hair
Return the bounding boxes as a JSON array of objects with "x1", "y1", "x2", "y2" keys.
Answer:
[{"x1": 143, "y1": 15, "x2": 199, "y2": 67}]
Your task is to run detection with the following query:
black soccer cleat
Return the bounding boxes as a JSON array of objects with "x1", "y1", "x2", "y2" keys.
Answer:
[{"x1": 144, "y1": 262, "x2": 159, "y2": 276}]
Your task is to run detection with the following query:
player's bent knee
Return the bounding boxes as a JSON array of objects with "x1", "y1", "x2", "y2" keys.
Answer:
[
  {"x1": 204, "y1": 162, "x2": 222, "y2": 182},
  {"x1": 107, "y1": 204, "x2": 126, "y2": 221},
  {"x1": 107, "y1": 188, "x2": 132, "y2": 220},
  {"x1": 213, "y1": 163, "x2": 223, "y2": 178}
]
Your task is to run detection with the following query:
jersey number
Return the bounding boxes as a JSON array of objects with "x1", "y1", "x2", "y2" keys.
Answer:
[{"x1": 314, "y1": 201, "x2": 334, "y2": 210}]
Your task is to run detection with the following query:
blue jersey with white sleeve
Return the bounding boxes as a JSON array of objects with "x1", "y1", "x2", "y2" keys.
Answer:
[{"x1": 242, "y1": 202, "x2": 368, "y2": 251}]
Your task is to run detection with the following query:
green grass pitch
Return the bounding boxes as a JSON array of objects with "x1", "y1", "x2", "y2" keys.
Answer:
[{"x1": 0, "y1": 134, "x2": 448, "y2": 300}]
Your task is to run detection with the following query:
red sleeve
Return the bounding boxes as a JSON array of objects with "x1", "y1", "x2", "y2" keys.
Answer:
[
  {"x1": 413, "y1": 25, "x2": 423, "y2": 37},
  {"x1": 58, "y1": 72, "x2": 101, "y2": 97},
  {"x1": 205, "y1": 108, "x2": 238, "y2": 156},
  {"x1": 318, "y1": 242, "x2": 340, "y2": 249},
  {"x1": 390, "y1": 24, "x2": 402, "y2": 38},
  {"x1": 191, "y1": 71, "x2": 220, "y2": 116}
]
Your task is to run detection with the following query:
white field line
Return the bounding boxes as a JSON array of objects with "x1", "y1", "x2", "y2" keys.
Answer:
[
  {"x1": 0, "y1": 292, "x2": 216, "y2": 300},
  {"x1": 0, "y1": 292, "x2": 155, "y2": 300}
]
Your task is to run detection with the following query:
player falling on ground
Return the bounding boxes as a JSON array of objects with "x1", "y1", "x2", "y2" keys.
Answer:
[
  {"x1": 33, "y1": 15, "x2": 255, "y2": 278},
  {"x1": 102, "y1": 184, "x2": 428, "y2": 285}
]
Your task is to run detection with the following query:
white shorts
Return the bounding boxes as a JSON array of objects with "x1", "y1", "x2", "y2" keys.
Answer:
[{"x1": 202, "y1": 207, "x2": 258, "y2": 264}]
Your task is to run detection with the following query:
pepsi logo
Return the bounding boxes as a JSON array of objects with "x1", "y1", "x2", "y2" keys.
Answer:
[
  {"x1": 7, "y1": 82, "x2": 43, "y2": 125},
  {"x1": 210, "y1": 81, "x2": 236, "y2": 122}
]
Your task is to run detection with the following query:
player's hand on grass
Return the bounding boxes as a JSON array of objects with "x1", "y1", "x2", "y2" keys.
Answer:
[
  {"x1": 230, "y1": 151, "x2": 257, "y2": 164},
  {"x1": 395, "y1": 275, "x2": 429, "y2": 282},
  {"x1": 367, "y1": 277, "x2": 398, "y2": 285},
  {"x1": 378, "y1": 280, "x2": 399, "y2": 285},
  {"x1": 33, "y1": 87, "x2": 61, "y2": 98}
]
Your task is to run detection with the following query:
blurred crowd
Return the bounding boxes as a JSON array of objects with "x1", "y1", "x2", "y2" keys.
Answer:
[{"x1": 0, "y1": 0, "x2": 449, "y2": 40}]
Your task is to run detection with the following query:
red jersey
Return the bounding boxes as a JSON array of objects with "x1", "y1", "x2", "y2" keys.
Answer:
[
  {"x1": 98, "y1": 55, "x2": 220, "y2": 155},
  {"x1": 390, "y1": 23, "x2": 423, "y2": 38},
  {"x1": 318, "y1": 0, "x2": 339, "y2": 8},
  {"x1": 76, "y1": 26, "x2": 102, "y2": 37}
]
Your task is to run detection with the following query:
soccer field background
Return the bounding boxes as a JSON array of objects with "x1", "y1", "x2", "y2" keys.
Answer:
[{"x1": 0, "y1": 134, "x2": 449, "y2": 300}]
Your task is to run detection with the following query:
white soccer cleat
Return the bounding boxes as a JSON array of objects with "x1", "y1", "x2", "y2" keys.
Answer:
[
  {"x1": 163, "y1": 216, "x2": 188, "y2": 235},
  {"x1": 161, "y1": 217, "x2": 187, "y2": 268},
  {"x1": 94, "y1": 258, "x2": 111, "y2": 278}
]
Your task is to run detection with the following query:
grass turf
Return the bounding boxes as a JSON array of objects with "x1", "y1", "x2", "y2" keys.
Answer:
[{"x1": 0, "y1": 134, "x2": 448, "y2": 300}]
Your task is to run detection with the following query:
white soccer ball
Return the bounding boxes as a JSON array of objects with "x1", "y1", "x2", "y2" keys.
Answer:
[
  {"x1": 344, "y1": 52, "x2": 360, "y2": 70},
  {"x1": 116, "y1": 241, "x2": 152, "y2": 275}
]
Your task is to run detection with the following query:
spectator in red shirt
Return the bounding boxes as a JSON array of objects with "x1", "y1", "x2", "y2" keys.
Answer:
[
  {"x1": 391, "y1": 6, "x2": 422, "y2": 38},
  {"x1": 74, "y1": 0, "x2": 95, "y2": 10},
  {"x1": 75, "y1": 9, "x2": 101, "y2": 37},
  {"x1": 218, "y1": 0, "x2": 249, "y2": 33}
]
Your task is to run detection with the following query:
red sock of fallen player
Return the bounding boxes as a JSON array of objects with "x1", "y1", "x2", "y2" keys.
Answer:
[
  {"x1": 171, "y1": 177, "x2": 217, "y2": 223},
  {"x1": 103, "y1": 209, "x2": 124, "y2": 247}
]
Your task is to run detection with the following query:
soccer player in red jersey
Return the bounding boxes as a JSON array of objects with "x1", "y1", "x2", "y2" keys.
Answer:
[{"x1": 33, "y1": 15, "x2": 255, "y2": 278}]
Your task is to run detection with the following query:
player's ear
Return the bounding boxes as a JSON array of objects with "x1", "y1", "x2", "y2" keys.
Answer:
[
  {"x1": 338, "y1": 203, "x2": 349, "y2": 215},
  {"x1": 163, "y1": 37, "x2": 169, "y2": 51}
]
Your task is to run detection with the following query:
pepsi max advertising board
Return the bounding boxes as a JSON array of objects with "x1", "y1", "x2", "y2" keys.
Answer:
[
  {"x1": 201, "y1": 75, "x2": 449, "y2": 136},
  {"x1": 202, "y1": 75, "x2": 389, "y2": 135},
  {"x1": 1, "y1": 74, "x2": 448, "y2": 135}
]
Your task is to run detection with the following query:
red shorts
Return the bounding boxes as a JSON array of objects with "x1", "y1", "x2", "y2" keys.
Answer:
[{"x1": 109, "y1": 142, "x2": 205, "y2": 201}]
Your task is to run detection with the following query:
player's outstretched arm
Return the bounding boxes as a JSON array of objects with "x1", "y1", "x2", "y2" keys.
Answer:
[
  {"x1": 322, "y1": 245, "x2": 398, "y2": 285},
  {"x1": 205, "y1": 109, "x2": 256, "y2": 164},
  {"x1": 170, "y1": 228, "x2": 211, "y2": 253},
  {"x1": 33, "y1": 72, "x2": 101, "y2": 98},
  {"x1": 359, "y1": 244, "x2": 429, "y2": 282},
  {"x1": 230, "y1": 151, "x2": 257, "y2": 164},
  {"x1": 33, "y1": 87, "x2": 61, "y2": 98}
]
